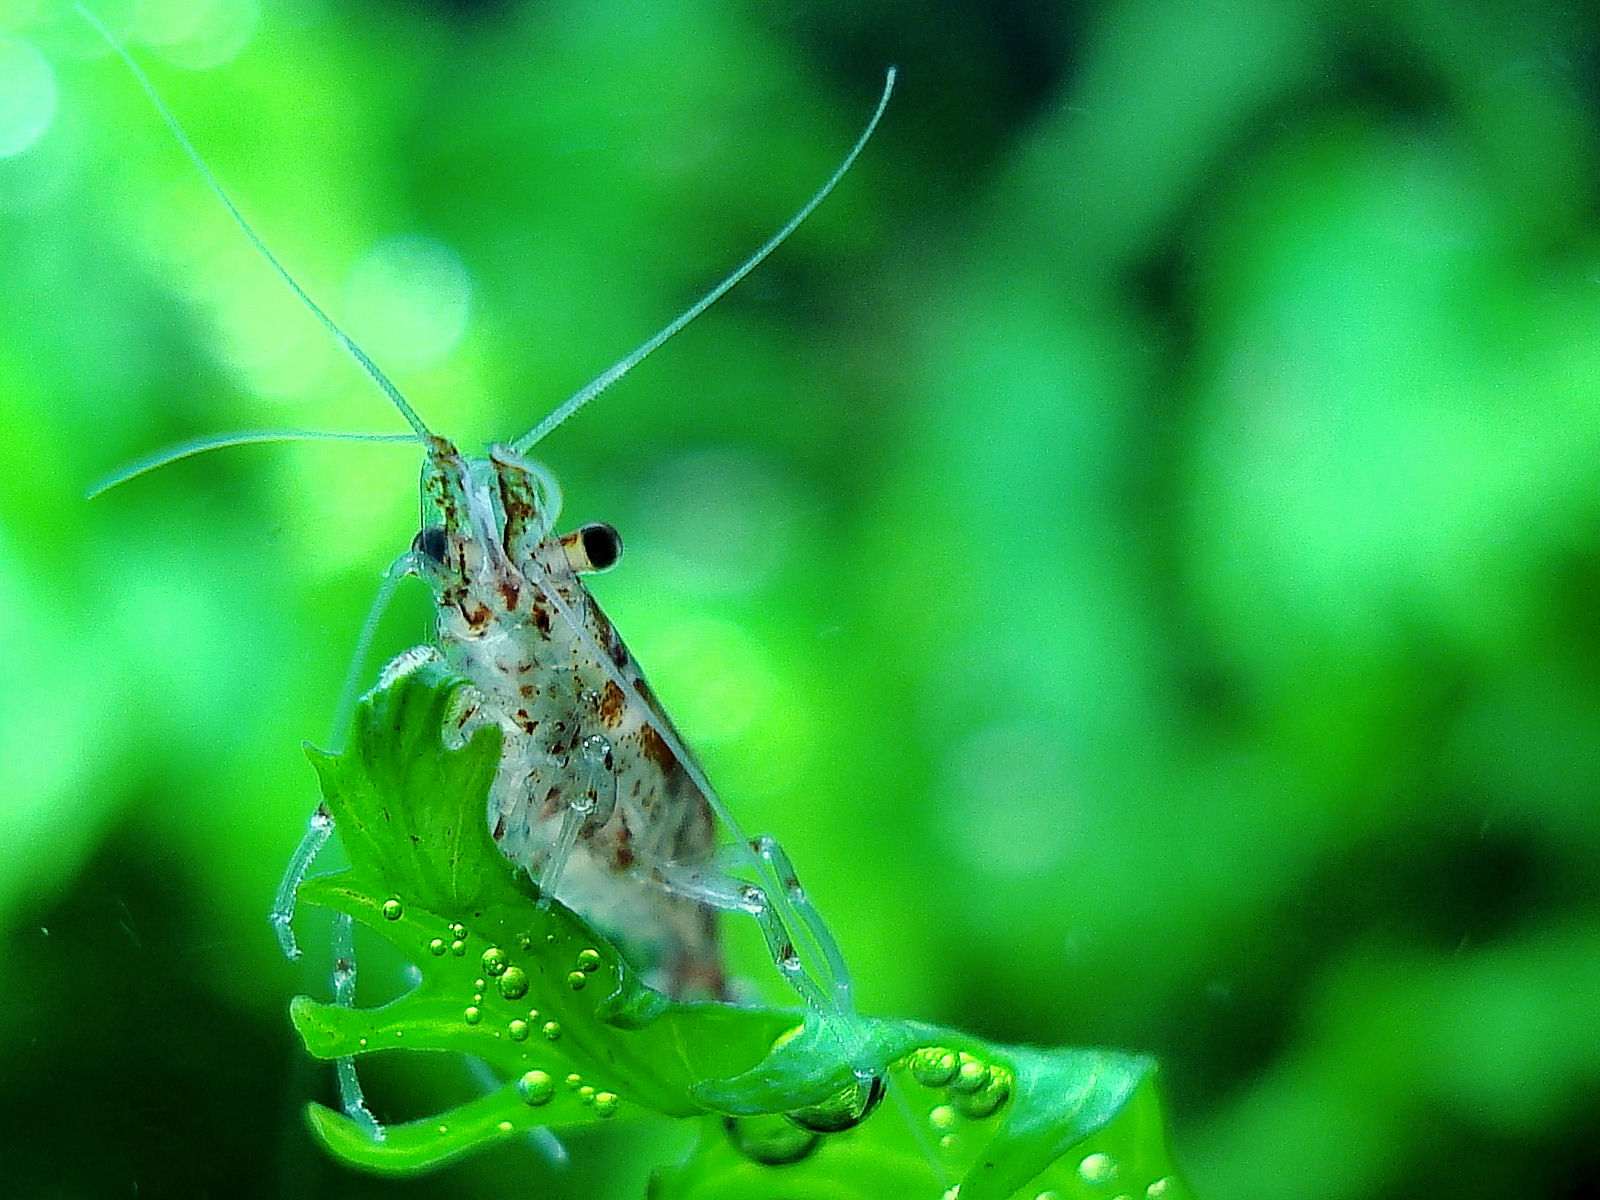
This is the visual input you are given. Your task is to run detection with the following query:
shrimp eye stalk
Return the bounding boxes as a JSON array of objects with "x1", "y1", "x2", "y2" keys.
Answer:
[{"x1": 562, "y1": 522, "x2": 623, "y2": 574}]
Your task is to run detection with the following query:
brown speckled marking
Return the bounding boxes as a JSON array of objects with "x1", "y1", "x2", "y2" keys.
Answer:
[
  {"x1": 638, "y1": 723, "x2": 678, "y2": 775},
  {"x1": 597, "y1": 680, "x2": 625, "y2": 729},
  {"x1": 539, "y1": 787, "x2": 563, "y2": 819},
  {"x1": 612, "y1": 815, "x2": 634, "y2": 870}
]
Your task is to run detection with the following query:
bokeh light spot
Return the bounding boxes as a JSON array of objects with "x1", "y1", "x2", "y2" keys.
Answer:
[
  {"x1": 635, "y1": 450, "x2": 795, "y2": 594},
  {"x1": 343, "y1": 235, "x2": 473, "y2": 372},
  {"x1": 0, "y1": 36, "x2": 57, "y2": 159},
  {"x1": 938, "y1": 721, "x2": 1080, "y2": 878},
  {"x1": 135, "y1": 0, "x2": 260, "y2": 71}
]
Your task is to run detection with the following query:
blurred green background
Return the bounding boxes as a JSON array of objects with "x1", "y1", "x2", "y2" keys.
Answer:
[{"x1": 5, "y1": 0, "x2": 1600, "y2": 1196}]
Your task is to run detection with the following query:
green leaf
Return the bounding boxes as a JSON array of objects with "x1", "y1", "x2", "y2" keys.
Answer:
[{"x1": 287, "y1": 663, "x2": 1195, "y2": 1196}]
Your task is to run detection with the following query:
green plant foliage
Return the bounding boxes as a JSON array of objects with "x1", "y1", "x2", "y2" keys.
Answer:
[{"x1": 291, "y1": 663, "x2": 1191, "y2": 1197}]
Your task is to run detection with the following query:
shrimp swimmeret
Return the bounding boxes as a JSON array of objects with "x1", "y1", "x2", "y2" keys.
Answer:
[{"x1": 81, "y1": 2, "x2": 895, "y2": 1142}]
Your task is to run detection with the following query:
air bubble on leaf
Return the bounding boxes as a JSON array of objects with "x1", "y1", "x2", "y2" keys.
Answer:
[
  {"x1": 450, "y1": 940, "x2": 467, "y2": 957},
  {"x1": 498, "y1": 967, "x2": 530, "y2": 999},
  {"x1": 481, "y1": 947, "x2": 509, "y2": 977},
  {"x1": 464, "y1": 1006, "x2": 482, "y2": 1026},
  {"x1": 518, "y1": 1070, "x2": 555, "y2": 1106},
  {"x1": 566, "y1": 970, "x2": 587, "y2": 990},
  {"x1": 950, "y1": 1056, "x2": 988, "y2": 1094},
  {"x1": 427, "y1": 938, "x2": 447, "y2": 956},
  {"x1": 725, "y1": 1114, "x2": 820, "y2": 1166},
  {"x1": 449, "y1": 923, "x2": 467, "y2": 940},
  {"x1": 497, "y1": 1120, "x2": 514, "y2": 1136},
  {"x1": 542, "y1": 1021, "x2": 562, "y2": 1041},
  {"x1": 910, "y1": 1047, "x2": 960, "y2": 1088},
  {"x1": 952, "y1": 1067, "x2": 1011, "y2": 1120},
  {"x1": 1036, "y1": 1192, "x2": 1064, "y2": 1200},
  {"x1": 1146, "y1": 1180, "x2": 1172, "y2": 1198},
  {"x1": 787, "y1": 1071, "x2": 885, "y2": 1133},
  {"x1": 576, "y1": 948, "x2": 602, "y2": 972},
  {"x1": 380, "y1": 899, "x2": 404, "y2": 921},
  {"x1": 578, "y1": 1086, "x2": 596, "y2": 1105},
  {"x1": 1079, "y1": 1153, "x2": 1118, "y2": 1185},
  {"x1": 565, "y1": 1073, "x2": 583, "y2": 1089},
  {"x1": 593, "y1": 1091, "x2": 619, "y2": 1118},
  {"x1": 508, "y1": 1019, "x2": 530, "y2": 1041},
  {"x1": 929, "y1": 1104, "x2": 957, "y2": 1132}
]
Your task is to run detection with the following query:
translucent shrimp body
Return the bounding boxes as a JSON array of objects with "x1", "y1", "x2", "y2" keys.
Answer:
[{"x1": 399, "y1": 436, "x2": 724, "y2": 996}]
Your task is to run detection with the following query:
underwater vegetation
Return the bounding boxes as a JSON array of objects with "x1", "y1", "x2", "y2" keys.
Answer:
[{"x1": 4, "y1": 0, "x2": 1600, "y2": 1197}]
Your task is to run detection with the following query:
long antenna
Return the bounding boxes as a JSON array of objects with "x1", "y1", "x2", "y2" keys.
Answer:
[
  {"x1": 511, "y1": 66, "x2": 897, "y2": 455},
  {"x1": 87, "y1": 430, "x2": 419, "y2": 498},
  {"x1": 75, "y1": 3, "x2": 433, "y2": 441}
]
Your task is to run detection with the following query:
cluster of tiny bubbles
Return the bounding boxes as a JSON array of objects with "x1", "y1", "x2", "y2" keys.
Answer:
[
  {"x1": 381, "y1": 899, "x2": 404, "y2": 920},
  {"x1": 444, "y1": 922, "x2": 467, "y2": 957},
  {"x1": 557, "y1": 1073, "x2": 619, "y2": 1119},
  {"x1": 566, "y1": 946, "x2": 602, "y2": 991},
  {"x1": 724, "y1": 1113, "x2": 821, "y2": 1166},
  {"x1": 518, "y1": 1070, "x2": 556, "y2": 1107},
  {"x1": 1036, "y1": 1182, "x2": 1144, "y2": 1200},
  {"x1": 909, "y1": 1047, "x2": 1013, "y2": 1128},
  {"x1": 927, "y1": 1102, "x2": 960, "y2": 1155},
  {"x1": 786, "y1": 1071, "x2": 886, "y2": 1134},
  {"x1": 481, "y1": 947, "x2": 509, "y2": 976}
]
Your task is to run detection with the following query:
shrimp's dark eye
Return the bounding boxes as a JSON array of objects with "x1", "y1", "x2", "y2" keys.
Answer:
[
  {"x1": 580, "y1": 522, "x2": 622, "y2": 571},
  {"x1": 558, "y1": 521, "x2": 623, "y2": 573},
  {"x1": 413, "y1": 525, "x2": 447, "y2": 563}
]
